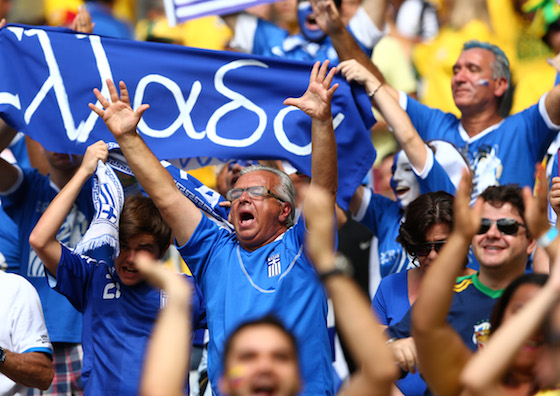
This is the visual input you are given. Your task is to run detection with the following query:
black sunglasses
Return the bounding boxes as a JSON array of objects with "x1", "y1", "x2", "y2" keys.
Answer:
[
  {"x1": 477, "y1": 218, "x2": 527, "y2": 236},
  {"x1": 411, "y1": 241, "x2": 447, "y2": 257}
]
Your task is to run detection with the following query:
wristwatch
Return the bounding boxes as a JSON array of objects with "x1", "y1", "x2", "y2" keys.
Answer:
[
  {"x1": 319, "y1": 253, "x2": 354, "y2": 281},
  {"x1": 0, "y1": 346, "x2": 5, "y2": 365}
]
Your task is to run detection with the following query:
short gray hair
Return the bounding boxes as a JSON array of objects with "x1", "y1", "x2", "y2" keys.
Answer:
[
  {"x1": 462, "y1": 40, "x2": 512, "y2": 117},
  {"x1": 240, "y1": 164, "x2": 296, "y2": 227}
]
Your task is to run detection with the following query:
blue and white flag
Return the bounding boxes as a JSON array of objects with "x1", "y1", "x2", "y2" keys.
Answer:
[
  {"x1": 164, "y1": 0, "x2": 280, "y2": 26},
  {"x1": 0, "y1": 24, "x2": 376, "y2": 211}
]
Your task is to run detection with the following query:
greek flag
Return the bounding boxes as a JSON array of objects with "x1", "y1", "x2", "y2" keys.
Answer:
[
  {"x1": 164, "y1": 0, "x2": 280, "y2": 25},
  {"x1": 0, "y1": 24, "x2": 376, "y2": 211}
]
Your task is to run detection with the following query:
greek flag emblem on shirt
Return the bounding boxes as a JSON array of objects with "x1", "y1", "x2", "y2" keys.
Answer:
[{"x1": 267, "y1": 254, "x2": 281, "y2": 278}]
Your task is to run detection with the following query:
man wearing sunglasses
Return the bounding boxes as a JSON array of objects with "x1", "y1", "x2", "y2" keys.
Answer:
[
  {"x1": 385, "y1": 183, "x2": 536, "y2": 390},
  {"x1": 471, "y1": 186, "x2": 536, "y2": 290},
  {"x1": 89, "y1": 61, "x2": 339, "y2": 396}
]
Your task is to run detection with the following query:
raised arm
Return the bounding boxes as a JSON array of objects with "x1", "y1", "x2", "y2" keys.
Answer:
[
  {"x1": 29, "y1": 141, "x2": 108, "y2": 276},
  {"x1": 305, "y1": 185, "x2": 397, "y2": 396},
  {"x1": 339, "y1": 59, "x2": 426, "y2": 171},
  {"x1": 70, "y1": 5, "x2": 95, "y2": 34},
  {"x1": 412, "y1": 171, "x2": 480, "y2": 396},
  {"x1": 284, "y1": 61, "x2": 338, "y2": 215},
  {"x1": 544, "y1": 54, "x2": 560, "y2": 125},
  {"x1": 88, "y1": 80, "x2": 202, "y2": 246},
  {"x1": 524, "y1": 164, "x2": 559, "y2": 266},
  {"x1": 460, "y1": 249, "x2": 560, "y2": 396},
  {"x1": 310, "y1": 0, "x2": 386, "y2": 83},
  {"x1": 137, "y1": 253, "x2": 191, "y2": 396},
  {"x1": 361, "y1": 0, "x2": 386, "y2": 30}
]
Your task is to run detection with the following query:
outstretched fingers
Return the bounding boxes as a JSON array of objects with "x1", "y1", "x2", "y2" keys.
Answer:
[
  {"x1": 309, "y1": 61, "x2": 321, "y2": 85},
  {"x1": 317, "y1": 60, "x2": 330, "y2": 83},
  {"x1": 118, "y1": 81, "x2": 132, "y2": 106}
]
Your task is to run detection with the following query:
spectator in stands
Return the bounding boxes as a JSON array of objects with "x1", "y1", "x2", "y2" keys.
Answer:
[
  {"x1": 410, "y1": 166, "x2": 557, "y2": 395},
  {"x1": 138, "y1": 185, "x2": 398, "y2": 396},
  {"x1": 0, "y1": 271, "x2": 54, "y2": 395},
  {"x1": 222, "y1": 0, "x2": 385, "y2": 64},
  {"x1": 90, "y1": 60, "x2": 339, "y2": 395},
  {"x1": 29, "y1": 141, "x2": 205, "y2": 394}
]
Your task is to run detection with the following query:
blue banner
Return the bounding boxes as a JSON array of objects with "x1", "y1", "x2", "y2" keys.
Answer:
[{"x1": 0, "y1": 24, "x2": 375, "y2": 210}]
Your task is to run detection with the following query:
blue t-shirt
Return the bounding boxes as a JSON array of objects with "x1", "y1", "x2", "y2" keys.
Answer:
[
  {"x1": 387, "y1": 273, "x2": 502, "y2": 350},
  {"x1": 1, "y1": 167, "x2": 93, "y2": 343},
  {"x1": 51, "y1": 245, "x2": 204, "y2": 395},
  {"x1": 0, "y1": 206, "x2": 19, "y2": 272},
  {"x1": 178, "y1": 215, "x2": 333, "y2": 396},
  {"x1": 372, "y1": 270, "x2": 426, "y2": 396},
  {"x1": 403, "y1": 93, "x2": 560, "y2": 200},
  {"x1": 357, "y1": 150, "x2": 460, "y2": 277},
  {"x1": 86, "y1": 2, "x2": 135, "y2": 40}
]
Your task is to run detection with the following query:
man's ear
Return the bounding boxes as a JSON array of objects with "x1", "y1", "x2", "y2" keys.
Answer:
[
  {"x1": 494, "y1": 76, "x2": 508, "y2": 98},
  {"x1": 526, "y1": 235, "x2": 537, "y2": 257},
  {"x1": 278, "y1": 202, "x2": 293, "y2": 224}
]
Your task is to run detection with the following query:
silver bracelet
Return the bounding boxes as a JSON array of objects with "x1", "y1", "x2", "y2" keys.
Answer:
[{"x1": 367, "y1": 83, "x2": 383, "y2": 99}]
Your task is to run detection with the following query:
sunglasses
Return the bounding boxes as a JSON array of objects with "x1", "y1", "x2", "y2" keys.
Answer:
[
  {"x1": 226, "y1": 185, "x2": 285, "y2": 202},
  {"x1": 477, "y1": 218, "x2": 527, "y2": 236},
  {"x1": 411, "y1": 241, "x2": 447, "y2": 257}
]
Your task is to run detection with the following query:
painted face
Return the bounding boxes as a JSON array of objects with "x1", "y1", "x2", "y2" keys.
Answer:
[
  {"x1": 471, "y1": 202, "x2": 534, "y2": 272},
  {"x1": 414, "y1": 223, "x2": 451, "y2": 270},
  {"x1": 297, "y1": 1, "x2": 327, "y2": 42},
  {"x1": 115, "y1": 234, "x2": 160, "y2": 286},
  {"x1": 391, "y1": 151, "x2": 420, "y2": 208},
  {"x1": 502, "y1": 283, "x2": 544, "y2": 373},
  {"x1": 451, "y1": 48, "x2": 503, "y2": 112},
  {"x1": 221, "y1": 325, "x2": 301, "y2": 396},
  {"x1": 230, "y1": 171, "x2": 291, "y2": 251}
]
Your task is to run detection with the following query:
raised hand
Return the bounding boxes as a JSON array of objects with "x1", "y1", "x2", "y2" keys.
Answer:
[
  {"x1": 523, "y1": 164, "x2": 550, "y2": 239},
  {"x1": 550, "y1": 175, "x2": 560, "y2": 218},
  {"x1": 310, "y1": 0, "x2": 344, "y2": 35},
  {"x1": 71, "y1": 5, "x2": 95, "y2": 34},
  {"x1": 284, "y1": 60, "x2": 339, "y2": 122},
  {"x1": 338, "y1": 59, "x2": 377, "y2": 87},
  {"x1": 89, "y1": 79, "x2": 150, "y2": 140},
  {"x1": 79, "y1": 140, "x2": 108, "y2": 177},
  {"x1": 454, "y1": 169, "x2": 482, "y2": 240},
  {"x1": 135, "y1": 253, "x2": 191, "y2": 302}
]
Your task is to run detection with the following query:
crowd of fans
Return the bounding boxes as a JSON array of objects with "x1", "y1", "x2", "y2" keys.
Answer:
[{"x1": 4, "y1": 0, "x2": 560, "y2": 395}]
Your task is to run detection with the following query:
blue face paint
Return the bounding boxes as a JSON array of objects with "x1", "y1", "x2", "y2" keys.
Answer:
[
  {"x1": 228, "y1": 159, "x2": 259, "y2": 170},
  {"x1": 297, "y1": 1, "x2": 327, "y2": 43}
]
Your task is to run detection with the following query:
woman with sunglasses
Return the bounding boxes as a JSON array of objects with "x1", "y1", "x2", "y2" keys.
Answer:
[
  {"x1": 372, "y1": 191, "x2": 475, "y2": 396},
  {"x1": 339, "y1": 59, "x2": 470, "y2": 279}
]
